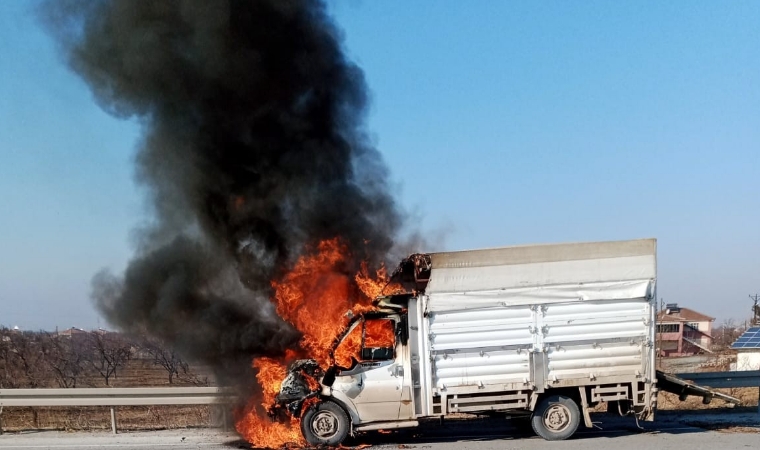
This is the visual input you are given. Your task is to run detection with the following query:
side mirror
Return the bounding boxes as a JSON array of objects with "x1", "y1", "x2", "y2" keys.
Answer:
[
  {"x1": 397, "y1": 316, "x2": 409, "y2": 344},
  {"x1": 322, "y1": 366, "x2": 337, "y2": 387}
]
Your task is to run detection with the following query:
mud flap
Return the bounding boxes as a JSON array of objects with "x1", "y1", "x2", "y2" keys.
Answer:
[{"x1": 578, "y1": 387, "x2": 593, "y2": 428}]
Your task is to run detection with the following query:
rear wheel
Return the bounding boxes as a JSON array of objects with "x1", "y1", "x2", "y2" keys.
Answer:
[
  {"x1": 301, "y1": 400, "x2": 350, "y2": 446},
  {"x1": 531, "y1": 395, "x2": 581, "y2": 441}
]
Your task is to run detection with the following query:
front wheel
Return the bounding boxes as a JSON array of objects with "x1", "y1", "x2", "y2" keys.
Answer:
[
  {"x1": 301, "y1": 400, "x2": 350, "y2": 446},
  {"x1": 531, "y1": 395, "x2": 581, "y2": 441}
]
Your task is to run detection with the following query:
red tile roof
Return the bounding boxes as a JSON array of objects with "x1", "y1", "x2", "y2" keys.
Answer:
[{"x1": 657, "y1": 307, "x2": 715, "y2": 323}]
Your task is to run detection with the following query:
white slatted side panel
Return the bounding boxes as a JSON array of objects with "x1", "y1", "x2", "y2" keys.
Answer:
[
  {"x1": 428, "y1": 306, "x2": 534, "y2": 351},
  {"x1": 427, "y1": 305, "x2": 533, "y2": 388},
  {"x1": 542, "y1": 300, "x2": 649, "y2": 380},
  {"x1": 433, "y1": 350, "x2": 530, "y2": 388},
  {"x1": 546, "y1": 342, "x2": 643, "y2": 379},
  {"x1": 542, "y1": 300, "x2": 648, "y2": 343}
]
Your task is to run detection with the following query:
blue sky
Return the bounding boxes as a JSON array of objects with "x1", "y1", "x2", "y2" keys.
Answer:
[{"x1": 1, "y1": 1, "x2": 758, "y2": 330}]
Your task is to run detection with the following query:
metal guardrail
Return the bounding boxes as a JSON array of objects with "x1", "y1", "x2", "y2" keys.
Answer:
[
  {"x1": 0, "y1": 387, "x2": 234, "y2": 407},
  {"x1": 0, "y1": 387, "x2": 237, "y2": 434},
  {"x1": 673, "y1": 371, "x2": 760, "y2": 389}
]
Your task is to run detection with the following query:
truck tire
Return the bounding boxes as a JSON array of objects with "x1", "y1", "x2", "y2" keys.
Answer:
[
  {"x1": 531, "y1": 395, "x2": 581, "y2": 441},
  {"x1": 301, "y1": 400, "x2": 350, "y2": 446}
]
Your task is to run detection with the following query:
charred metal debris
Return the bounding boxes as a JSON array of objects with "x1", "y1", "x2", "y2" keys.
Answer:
[
  {"x1": 389, "y1": 253, "x2": 432, "y2": 293},
  {"x1": 270, "y1": 359, "x2": 324, "y2": 419}
]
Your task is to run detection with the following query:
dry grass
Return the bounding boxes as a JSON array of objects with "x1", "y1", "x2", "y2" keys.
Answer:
[
  {"x1": 712, "y1": 426, "x2": 760, "y2": 434},
  {"x1": 657, "y1": 387, "x2": 759, "y2": 410}
]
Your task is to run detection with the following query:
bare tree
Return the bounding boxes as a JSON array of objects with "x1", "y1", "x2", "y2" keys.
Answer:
[
  {"x1": 3, "y1": 331, "x2": 49, "y2": 388},
  {"x1": 712, "y1": 319, "x2": 745, "y2": 351},
  {"x1": 40, "y1": 332, "x2": 87, "y2": 388},
  {"x1": 0, "y1": 330, "x2": 53, "y2": 427},
  {"x1": 86, "y1": 331, "x2": 132, "y2": 386},
  {"x1": 0, "y1": 328, "x2": 21, "y2": 389},
  {"x1": 141, "y1": 339, "x2": 190, "y2": 385}
]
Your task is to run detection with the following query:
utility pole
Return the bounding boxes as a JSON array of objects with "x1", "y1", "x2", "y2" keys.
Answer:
[{"x1": 751, "y1": 294, "x2": 760, "y2": 326}]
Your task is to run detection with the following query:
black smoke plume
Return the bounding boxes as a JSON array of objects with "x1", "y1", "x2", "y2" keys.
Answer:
[{"x1": 40, "y1": 0, "x2": 402, "y2": 386}]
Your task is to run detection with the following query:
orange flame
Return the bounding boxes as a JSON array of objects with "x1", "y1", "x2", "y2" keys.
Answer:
[
  {"x1": 333, "y1": 321, "x2": 362, "y2": 369},
  {"x1": 332, "y1": 318, "x2": 396, "y2": 368},
  {"x1": 272, "y1": 239, "x2": 357, "y2": 365},
  {"x1": 235, "y1": 238, "x2": 395, "y2": 447},
  {"x1": 364, "y1": 319, "x2": 395, "y2": 348},
  {"x1": 235, "y1": 351, "x2": 304, "y2": 447}
]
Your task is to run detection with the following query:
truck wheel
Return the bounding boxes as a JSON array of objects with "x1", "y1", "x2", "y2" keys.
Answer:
[
  {"x1": 301, "y1": 400, "x2": 350, "y2": 446},
  {"x1": 531, "y1": 395, "x2": 581, "y2": 441}
]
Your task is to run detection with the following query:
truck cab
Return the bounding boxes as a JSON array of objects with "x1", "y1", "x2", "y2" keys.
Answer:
[
  {"x1": 327, "y1": 310, "x2": 415, "y2": 424},
  {"x1": 274, "y1": 306, "x2": 416, "y2": 445}
]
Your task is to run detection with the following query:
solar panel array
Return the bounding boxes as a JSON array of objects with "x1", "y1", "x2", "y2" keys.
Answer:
[{"x1": 731, "y1": 327, "x2": 760, "y2": 349}]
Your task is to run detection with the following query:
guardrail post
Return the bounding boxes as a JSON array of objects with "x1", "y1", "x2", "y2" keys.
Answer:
[
  {"x1": 0, "y1": 405, "x2": 4, "y2": 435},
  {"x1": 222, "y1": 406, "x2": 229, "y2": 431},
  {"x1": 110, "y1": 407, "x2": 117, "y2": 434}
]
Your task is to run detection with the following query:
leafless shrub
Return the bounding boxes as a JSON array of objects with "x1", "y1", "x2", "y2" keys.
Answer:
[
  {"x1": 0, "y1": 329, "x2": 50, "y2": 388},
  {"x1": 712, "y1": 319, "x2": 746, "y2": 352},
  {"x1": 139, "y1": 337, "x2": 208, "y2": 386},
  {"x1": 40, "y1": 332, "x2": 87, "y2": 388},
  {"x1": 0, "y1": 329, "x2": 219, "y2": 432},
  {"x1": 141, "y1": 339, "x2": 188, "y2": 385},
  {"x1": 85, "y1": 331, "x2": 132, "y2": 386}
]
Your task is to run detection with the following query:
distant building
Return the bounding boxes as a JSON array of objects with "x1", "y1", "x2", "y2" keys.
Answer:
[
  {"x1": 656, "y1": 303, "x2": 714, "y2": 357},
  {"x1": 57, "y1": 327, "x2": 88, "y2": 338}
]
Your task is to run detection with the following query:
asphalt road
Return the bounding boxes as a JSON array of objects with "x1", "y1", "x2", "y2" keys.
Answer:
[{"x1": 0, "y1": 409, "x2": 757, "y2": 450}]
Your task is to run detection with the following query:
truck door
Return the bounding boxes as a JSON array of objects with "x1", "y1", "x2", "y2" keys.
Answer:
[{"x1": 334, "y1": 318, "x2": 405, "y2": 422}]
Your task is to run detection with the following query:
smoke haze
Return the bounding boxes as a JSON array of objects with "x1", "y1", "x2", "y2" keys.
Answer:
[{"x1": 40, "y1": 0, "x2": 402, "y2": 385}]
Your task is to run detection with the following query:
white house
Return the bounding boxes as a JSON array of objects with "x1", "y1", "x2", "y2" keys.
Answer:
[{"x1": 731, "y1": 327, "x2": 760, "y2": 370}]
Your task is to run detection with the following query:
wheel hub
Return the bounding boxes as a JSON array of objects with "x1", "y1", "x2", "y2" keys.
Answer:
[
  {"x1": 312, "y1": 411, "x2": 339, "y2": 438},
  {"x1": 543, "y1": 404, "x2": 571, "y2": 432}
]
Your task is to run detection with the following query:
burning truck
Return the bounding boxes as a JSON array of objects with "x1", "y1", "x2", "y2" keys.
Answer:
[{"x1": 266, "y1": 238, "x2": 662, "y2": 445}]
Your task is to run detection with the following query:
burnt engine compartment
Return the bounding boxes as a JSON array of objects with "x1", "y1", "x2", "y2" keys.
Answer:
[{"x1": 270, "y1": 359, "x2": 324, "y2": 419}]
